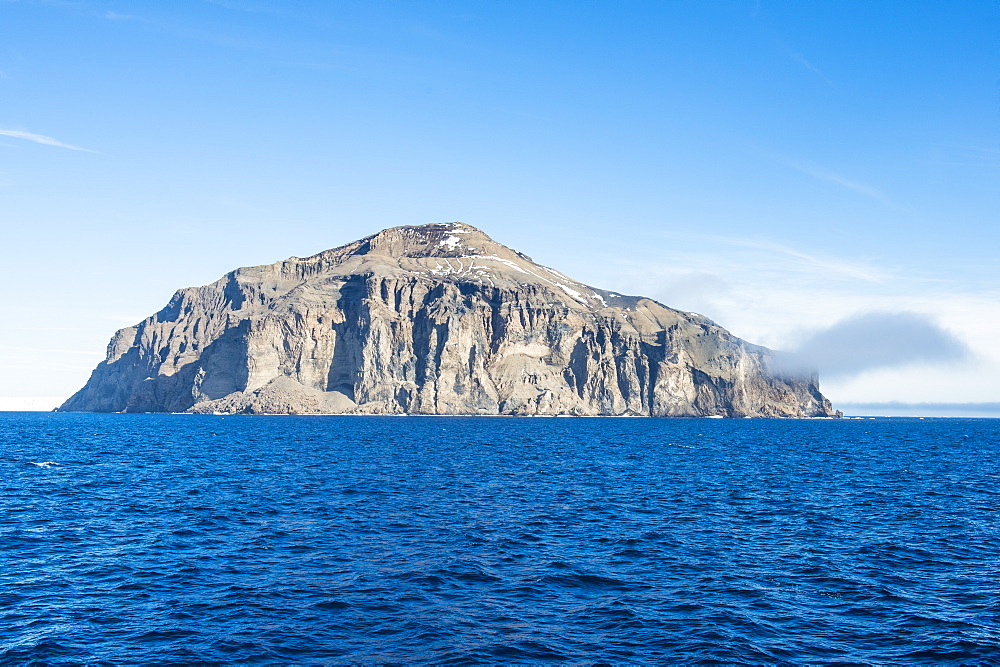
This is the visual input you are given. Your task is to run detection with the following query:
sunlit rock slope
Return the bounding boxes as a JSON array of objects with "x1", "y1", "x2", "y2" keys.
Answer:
[{"x1": 60, "y1": 222, "x2": 836, "y2": 417}]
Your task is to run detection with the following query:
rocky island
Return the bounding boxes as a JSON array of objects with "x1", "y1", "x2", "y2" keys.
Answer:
[{"x1": 60, "y1": 223, "x2": 836, "y2": 417}]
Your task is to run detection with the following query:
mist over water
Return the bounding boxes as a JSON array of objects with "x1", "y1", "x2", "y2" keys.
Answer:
[{"x1": 2, "y1": 413, "x2": 999, "y2": 663}]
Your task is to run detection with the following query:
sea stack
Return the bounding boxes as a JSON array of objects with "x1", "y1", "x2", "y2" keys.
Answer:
[{"x1": 60, "y1": 222, "x2": 836, "y2": 417}]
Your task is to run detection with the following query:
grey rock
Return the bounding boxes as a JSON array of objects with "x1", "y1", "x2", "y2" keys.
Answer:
[{"x1": 60, "y1": 223, "x2": 837, "y2": 417}]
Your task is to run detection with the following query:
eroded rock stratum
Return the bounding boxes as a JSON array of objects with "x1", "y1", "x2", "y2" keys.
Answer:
[{"x1": 60, "y1": 223, "x2": 836, "y2": 417}]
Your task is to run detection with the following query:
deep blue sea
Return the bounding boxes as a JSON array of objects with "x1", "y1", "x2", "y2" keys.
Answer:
[{"x1": 2, "y1": 413, "x2": 999, "y2": 664}]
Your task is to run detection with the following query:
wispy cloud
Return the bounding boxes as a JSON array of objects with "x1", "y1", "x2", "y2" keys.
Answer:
[
  {"x1": 772, "y1": 154, "x2": 903, "y2": 209},
  {"x1": 766, "y1": 35, "x2": 838, "y2": 88},
  {"x1": 786, "y1": 50, "x2": 837, "y2": 88},
  {"x1": 0, "y1": 129, "x2": 97, "y2": 153},
  {"x1": 714, "y1": 236, "x2": 891, "y2": 283}
]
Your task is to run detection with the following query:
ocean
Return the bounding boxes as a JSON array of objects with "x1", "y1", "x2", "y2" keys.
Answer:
[{"x1": 2, "y1": 412, "x2": 998, "y2": 663}]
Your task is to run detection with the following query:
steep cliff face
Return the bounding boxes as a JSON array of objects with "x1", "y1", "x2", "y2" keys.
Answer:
[{"x1": 60, "y1": 223, "x2": 836, "y2": 417}]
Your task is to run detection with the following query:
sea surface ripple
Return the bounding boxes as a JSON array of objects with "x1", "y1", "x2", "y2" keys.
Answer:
[{"x1": 2, "y1": 413, "x2": 999, "y2": 663}]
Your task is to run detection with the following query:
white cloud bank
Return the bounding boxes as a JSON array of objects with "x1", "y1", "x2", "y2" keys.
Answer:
[{"x1": 786, "y1": 311, "x2": 970, "y2": 379}]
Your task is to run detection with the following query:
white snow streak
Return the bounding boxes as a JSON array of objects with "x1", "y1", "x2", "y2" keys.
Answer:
[{"x1": 423, "y1": 251, "x2": 597, "y2": 304}]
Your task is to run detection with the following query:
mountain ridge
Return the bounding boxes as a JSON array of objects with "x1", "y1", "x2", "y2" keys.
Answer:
[{"x1": 60, "y1": 222, "x2": 836, "y2": 417}]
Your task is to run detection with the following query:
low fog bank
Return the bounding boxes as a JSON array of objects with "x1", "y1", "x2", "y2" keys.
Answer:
[{"x1": 770, "y1": 311, "x2": 971, "y2": 380}]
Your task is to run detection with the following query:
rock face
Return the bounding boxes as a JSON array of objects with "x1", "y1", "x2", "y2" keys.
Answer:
[{"x1": 61, "y1": 223, "x2": 836, "y2": 417}]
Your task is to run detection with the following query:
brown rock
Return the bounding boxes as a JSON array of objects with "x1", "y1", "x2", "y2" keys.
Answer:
[{"x1": 60, "y1": 222, "x2": 836, "y2": 417}]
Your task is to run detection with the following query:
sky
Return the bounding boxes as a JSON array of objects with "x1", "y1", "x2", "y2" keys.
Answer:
[{"x1": 1, "y1": 0, "x2": 998, "y2": 414}]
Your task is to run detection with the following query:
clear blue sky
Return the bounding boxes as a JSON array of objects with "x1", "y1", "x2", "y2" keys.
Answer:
[{"x1": 2, "y1": 0, "x2": 998, "y2": 411}]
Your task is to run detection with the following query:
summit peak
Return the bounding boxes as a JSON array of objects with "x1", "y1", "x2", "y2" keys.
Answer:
[
  {"x1": 331, "y1": 221, "x2": 526, "y2": 265},
  {"x1": 365, "y1": 221, "x2": 491, "y2": 257}
]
